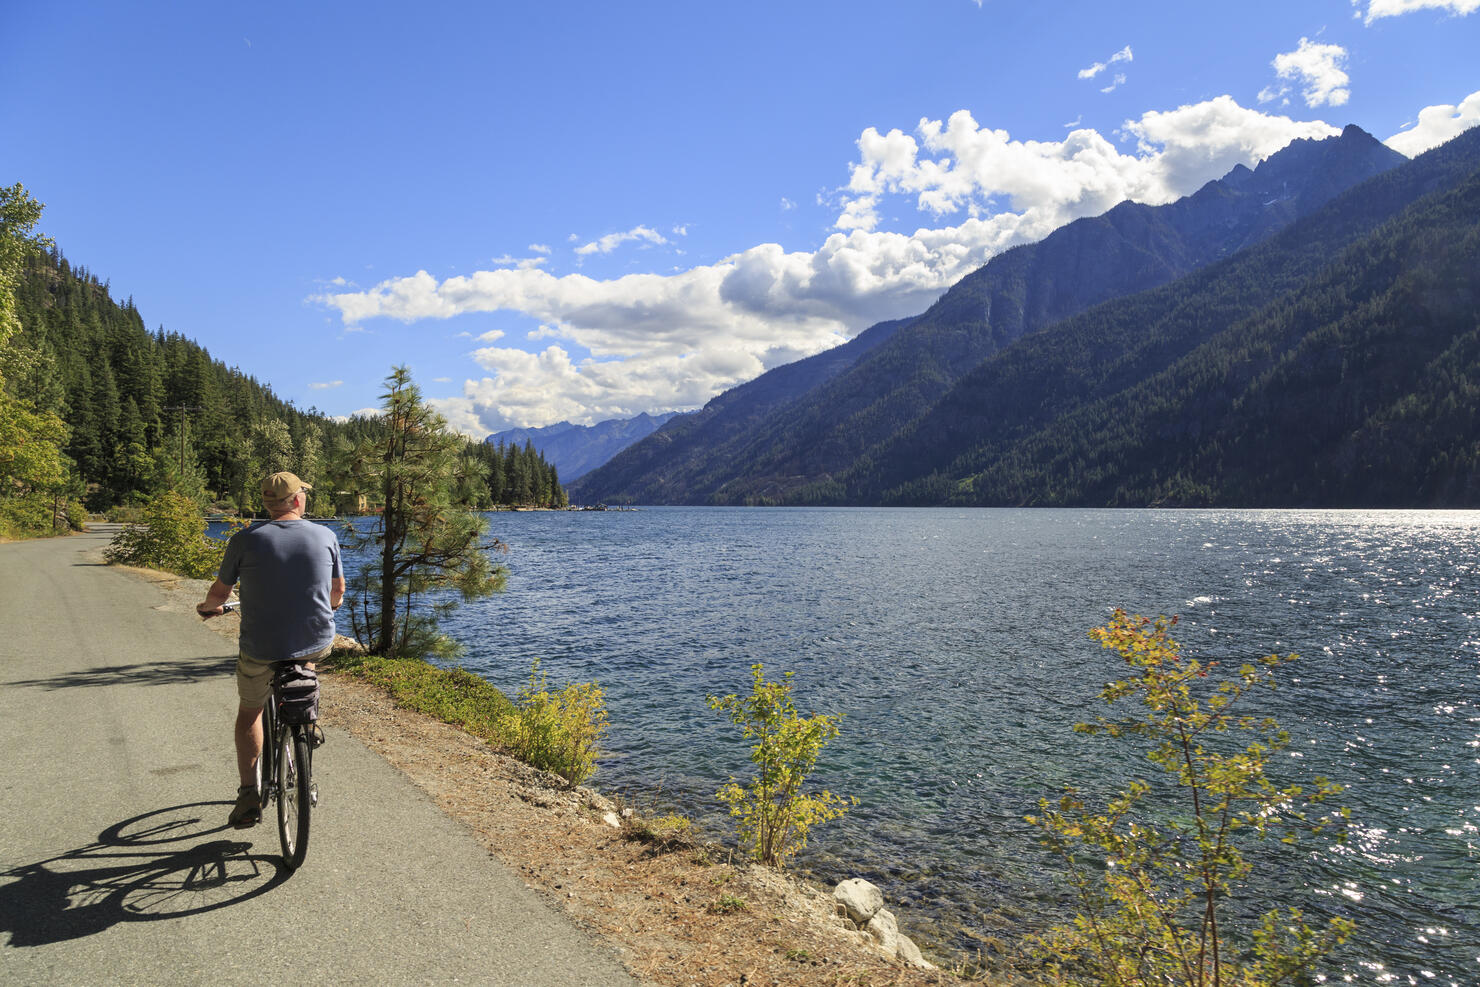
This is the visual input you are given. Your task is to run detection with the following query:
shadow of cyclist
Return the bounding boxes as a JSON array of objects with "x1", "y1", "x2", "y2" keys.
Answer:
[{"x1": 0, "y1": 802, "x2": 290, "y2": 946}]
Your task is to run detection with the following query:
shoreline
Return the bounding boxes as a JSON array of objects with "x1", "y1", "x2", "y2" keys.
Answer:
[{"x1": 119, "y1": 558, "x2": 969, "y2": 986}]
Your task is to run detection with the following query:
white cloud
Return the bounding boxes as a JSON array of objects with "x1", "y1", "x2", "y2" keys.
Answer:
[
  {"x1": 1101, "y1": 73, "x2": 1127, "y2": 94},
  {"x1": 318, "y1": 96, "x2": 1343, "y2": 437},
  {"x1": 1356, "y1": 0, "x2": 1480, "y2": 23},
  {"x1": 1268, "y1": 38, "x2": 1350, "y2": 108},
  {"x1": 1078, "y1": 45, "x2": 1133, "y2": 80},
  {"x1": 309, "y1": 380, "x2": 344, "y2": 390},
  {"x1": 528, "y1": 243, "x2": 551, "y2": 254},
  {"x1": 477, "y1": 329, "x2": 506, "y2": 342},
  {"x1": 780, "y1": 197, "x2": 797, "y2": 211},
  {"x1": 836, "y1": 97, "x2": 1337, "y2": 235},
  {"x1": 491, "y1": 253, "x2": 549, "y2": 270},
  {"x1": 1385, "y1": 88, "x2": 1480, "y2": 156},
  {"x1": 574, "y1": 225, "x2": 669, "y2": 256}
]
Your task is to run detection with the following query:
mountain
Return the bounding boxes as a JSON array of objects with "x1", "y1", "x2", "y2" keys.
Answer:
[
  {"x1": 864, "y1": 124, "x2": 1480, "y2": 507},
  {"x1": 485, "y1": 412, "x2": 679, "y2": 482},
  {"x1": 567, "y1": 315, "x2": 911, "y2": 501},
  {"x1": 573, "y1": 125, "x2": 1407, "y2": 505}
]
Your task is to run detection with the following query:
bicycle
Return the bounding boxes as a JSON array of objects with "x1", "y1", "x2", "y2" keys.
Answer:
[{"x1": 221, "y1": 601, "x2": 320, "y2": 870}]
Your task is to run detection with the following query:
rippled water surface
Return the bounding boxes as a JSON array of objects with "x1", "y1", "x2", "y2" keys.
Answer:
[{"x1": 365, "y1": 507, "x2": 1476, "y2": 982}]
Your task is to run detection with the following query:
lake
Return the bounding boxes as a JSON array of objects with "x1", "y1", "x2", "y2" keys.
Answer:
[{"x1": 342, "y1": 507, "x2": 1478, "y2": 983}]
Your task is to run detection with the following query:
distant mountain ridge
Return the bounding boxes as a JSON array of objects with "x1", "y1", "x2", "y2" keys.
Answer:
[
  {"x1": 485, "y1": 412, "x2": 679, "y2": 482},
  {"x1": 573, "y1": 125, "x2": 1409, "y2": 505}
]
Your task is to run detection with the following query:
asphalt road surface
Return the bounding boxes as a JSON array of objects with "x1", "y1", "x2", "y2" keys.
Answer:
[{"x1": 0, "y1": 525, "x2": 638, "y2": 986}]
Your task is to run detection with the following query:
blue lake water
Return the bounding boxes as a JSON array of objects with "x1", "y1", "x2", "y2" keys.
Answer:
[{"x1": 323, "y1": 507, "x2": 1478, "y2": 983}]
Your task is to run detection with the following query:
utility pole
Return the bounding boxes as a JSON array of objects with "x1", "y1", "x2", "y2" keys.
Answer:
[{"x1": 163, "y1": 405, "x2": 203, "y2": 483}]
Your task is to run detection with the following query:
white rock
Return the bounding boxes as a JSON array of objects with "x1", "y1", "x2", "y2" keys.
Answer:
[
  {"x1": 865, "y1": 907, "x2": 899, "y2": 954},
  {"x1": 602, "y1": 811, "x2": 622, "y2": 828},
  {"x1": 833, "y1": 878, "x2": 884, "y2": 926},
  {"x1": 896, "y1": 934, "x2": 936, "y2": 971}
]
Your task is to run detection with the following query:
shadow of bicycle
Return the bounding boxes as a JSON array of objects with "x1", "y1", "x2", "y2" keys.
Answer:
[{"x1": 0, "y1": 802, "x2": 290, "y2": 946}]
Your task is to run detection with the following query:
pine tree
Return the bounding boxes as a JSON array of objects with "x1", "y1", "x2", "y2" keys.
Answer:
[{"x1": 341, "y1": 366, "x2": 507, "y2": 660}]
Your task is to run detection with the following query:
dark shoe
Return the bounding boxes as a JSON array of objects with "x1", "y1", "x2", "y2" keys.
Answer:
[{"x1": 229, "y1": 785, "x2": 261, "y2": 828}]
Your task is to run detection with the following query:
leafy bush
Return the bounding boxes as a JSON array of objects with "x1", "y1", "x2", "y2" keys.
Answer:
[
  {"x1": 103, "y1": 489, "x2": 234, "y2": 578},
  {"x1": 707, "y1": 663, "x2": 854, "y2": 869},
  {"x1": 0, "y1": 492, "x2": 86, "y2": 539},
  {"x1": 500, "y1": 658, "x2": 609, "y2": 786},
  {"x1": 1026, "y1": 609, "x2": 1353, "y2": 986}
]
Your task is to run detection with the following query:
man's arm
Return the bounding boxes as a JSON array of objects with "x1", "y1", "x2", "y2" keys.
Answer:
[
  {"x1": 330, "y1": 576, "x2": 345, "y2": 611},
  {"x1": 197, "y1": 579, "x2": 233, "y2": 618}
]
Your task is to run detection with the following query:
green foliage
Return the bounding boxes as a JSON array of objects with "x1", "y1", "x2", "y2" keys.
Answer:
[
  {"x1": 341, "y1": 366, "x2": 509, "y2": 660},
  {"x1": 707, "y1": 663, "x2": 854, "y2": 869},
  {"x1": 331, "y1": 653, "x2": 606, "y2": 787},
  {"x1": 1026, "y1": 610, "x2": 1354, "y2": 986},
  {"x1": 0, "y1": 184, "x2": 73, "y2": 535},
  {"x1": 0, "y1": 491, "x2": 86, "y2": 539},
  {"x1": 333, "y1": 654, "x2": 517, "y2": 737},
  {"x1": 500, "y1": 658, "x2": 609, "y2": 786},
  {"x1": 103, "y1": 489, "x2": 235, "y2": 578},
  {"x1": 707, "y1": 893, "x2": 748, "y2": 915}
]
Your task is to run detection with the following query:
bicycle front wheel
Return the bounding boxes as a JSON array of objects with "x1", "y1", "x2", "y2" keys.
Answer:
[{"x1": 276, "y1": 728, "x2": 311, "y2": 869}]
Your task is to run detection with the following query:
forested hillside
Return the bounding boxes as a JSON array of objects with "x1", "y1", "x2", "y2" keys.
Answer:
[
  {"x1": 0, "y1": 232, "x2": 565, "y2": 530},
  {"x1": 858, "y1": 125, "x2": 1480, "y2": 506},
  {"x1": 573, "y1": 126, "x2": 1406, "y2": 505}
]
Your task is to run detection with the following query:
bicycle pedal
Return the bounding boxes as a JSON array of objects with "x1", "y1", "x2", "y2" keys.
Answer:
[
  {"x1": 310, "y1": 782, "x2": 319, "y2": 808},
  {"x1": 309, "y1": 724, "x2": 326, "y2": 748}
]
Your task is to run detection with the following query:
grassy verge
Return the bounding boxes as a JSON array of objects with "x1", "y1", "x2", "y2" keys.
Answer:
[
  {"x1": 328, "y1": 653, "x2": 517, "y2": 744},
  {"x1": 325, "y1": 652, "x2": 607, "y2": 787}
]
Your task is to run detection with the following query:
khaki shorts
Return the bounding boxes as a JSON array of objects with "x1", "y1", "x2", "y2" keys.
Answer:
[{"x1": 237, "y1": 645, "x2": 332, "y2": 710}]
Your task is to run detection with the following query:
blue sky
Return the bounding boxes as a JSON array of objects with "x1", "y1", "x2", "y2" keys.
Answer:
[{"x1": 4, "y1": 0, "x2": 1478, "y2": 436}]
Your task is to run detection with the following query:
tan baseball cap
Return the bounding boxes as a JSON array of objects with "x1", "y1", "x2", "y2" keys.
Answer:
[{"x1": 261, "y1": 471, "x2": 312, "y2": 502}]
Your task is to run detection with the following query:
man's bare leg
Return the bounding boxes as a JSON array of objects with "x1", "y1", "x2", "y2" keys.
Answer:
[{"x1": 235, "y1": 705, "x2": 263, "y2": 788}]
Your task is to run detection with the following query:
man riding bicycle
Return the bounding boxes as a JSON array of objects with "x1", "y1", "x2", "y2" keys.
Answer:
[{"x1": 198, "y1": 472, "x2": 344, "y2": 828}]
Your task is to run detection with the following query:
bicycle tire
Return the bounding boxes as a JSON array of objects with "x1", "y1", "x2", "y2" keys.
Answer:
[{"x1": 276, "y1": 728, "x2": 312, "y2": 869}]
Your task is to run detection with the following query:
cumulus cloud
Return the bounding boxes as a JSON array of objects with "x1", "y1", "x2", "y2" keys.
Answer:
[
  {"x1": 1356, "y1": 0, "x2": 1480, "y2": 23},
  {"x1": 1265, "y1": 38, "x2": 1350, "y2": 108},
  {"x1": 319, "y1": 96, "x2": 1343, "y2": 437},
  {"x1": 1385, "y1": 88, "x2": 1480, "y2": 156},
  {"x1": 309, "y1": 380, "x2": 344, "y2": 390},
  {"x1": 574, "y1": 225, "x2": 669, "y2": 256},
  {"x1": 529, "y1": 243, "x2": 551, "y2": 254},
  {"x1": 836, "y1": 96, "x2": 1337, "y2": 235},
  {"x1": 1079, "y1": 45, "x2": 1133, "y2": 80}
]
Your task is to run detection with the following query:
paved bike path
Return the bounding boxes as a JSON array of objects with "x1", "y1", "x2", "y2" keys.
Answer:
[{"x1": 0, "y1": 527, "x2": 638, "y2": 986}]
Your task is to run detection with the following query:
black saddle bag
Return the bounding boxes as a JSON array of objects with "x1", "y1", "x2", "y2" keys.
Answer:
[{"x1": 274, "y1": 663, "x2": 320, "y2": 724}]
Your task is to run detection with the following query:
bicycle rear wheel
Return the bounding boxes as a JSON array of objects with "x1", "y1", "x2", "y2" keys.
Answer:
[{"x1": 276, "y1": 727, "x2": 311, "y2": 869}]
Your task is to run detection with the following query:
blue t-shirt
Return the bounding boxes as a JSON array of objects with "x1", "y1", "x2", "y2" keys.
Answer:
[{"x1": 218, "y1": 520, "x2": 343, "y2": 661}]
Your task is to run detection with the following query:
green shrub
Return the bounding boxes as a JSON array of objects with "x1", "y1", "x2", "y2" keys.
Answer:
[
  {"x1": 341, "y1": 656, "x2": 517, "y2": 735},
  {"x1": 1026, "y1": 609, "x2": 1353, "y2": 986},
  {"x1": 332, "y1": 654, "x2": 606, "y2": 786},
  {"x1": 0, "y1": 492, "x2": 85, "y2": 538},
  {"x1": 500, "y1": 658, "x2": 609, "y2": 786},
  {"x1": 103, "y1": 490, "x2": 235, "y2": 578},
  {"x1": 707, "y1": 663, "x2": 854, "y2": 869}
]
